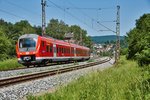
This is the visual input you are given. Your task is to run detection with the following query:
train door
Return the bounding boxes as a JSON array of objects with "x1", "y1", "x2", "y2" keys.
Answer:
[
  {"x1": 53, "y1": 44, "x2": 56, "y2": 58},
  {"x1": 74, "y1": 48, "x2": 76, "y2": 57},
  {"x1": 40, "y1": 41, "x2": 46, "y2": 57}
]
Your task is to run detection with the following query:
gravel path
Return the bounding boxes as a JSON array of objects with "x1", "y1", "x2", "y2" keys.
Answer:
[{"x1": 0, "y1": 57, "x2": 114, "y2": 100}]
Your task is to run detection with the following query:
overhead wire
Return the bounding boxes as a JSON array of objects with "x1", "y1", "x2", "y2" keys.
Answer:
[
  {"x1": 5, "y1": 0, "x2": 41, "y2": 17},
  {"x1": 65, "y1": 7, "x2": 115, "y2": 10},
  {"x1": 65, "y1": 0, "x2": 116, "y2": 33},
  {"x1": 66, "y1": 0, "x2": 98, "y2": 31},
  {"x1": 0, "y1": 8, "x2": 25, "y2": 19},
  {"x1": 47, "y1": 0, "x2": 98, "y2": 32},
  {"x1": 1, "y1": 0, "x2": 116, "y2": 33},
  {"x1": 1, "y1": 0, "x2": 41, "y2": 25},
  {"x1": 0, "y1": 8, "x2": 41, "y2": 25}
]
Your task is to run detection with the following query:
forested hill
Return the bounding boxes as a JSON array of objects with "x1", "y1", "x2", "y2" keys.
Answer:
[{"x1": 91, "y1": 35, "x2": 125, "y2": 44}]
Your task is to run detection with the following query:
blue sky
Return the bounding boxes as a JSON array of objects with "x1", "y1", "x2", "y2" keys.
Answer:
[{"x1": 0, "y1": 0, "x2": 149, "y2": 36}]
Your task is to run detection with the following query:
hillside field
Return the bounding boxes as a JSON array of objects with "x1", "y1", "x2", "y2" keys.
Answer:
[{"x1": 91, "y1": 35, "x2": 125, "y2": 44}]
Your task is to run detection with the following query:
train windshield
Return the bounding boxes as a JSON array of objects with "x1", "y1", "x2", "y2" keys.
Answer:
[{"x1": 19, "y1": 38, "x2": 36, "y2": 48}]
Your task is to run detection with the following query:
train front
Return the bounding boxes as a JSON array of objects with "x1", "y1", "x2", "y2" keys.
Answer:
[{"x1": 16, "y1": 34, "x2": 39, "y2": 66}]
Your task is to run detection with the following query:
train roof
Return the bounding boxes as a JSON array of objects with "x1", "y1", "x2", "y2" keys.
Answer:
[
  {"x1": 19, "y1": 34, "x2": 89, "y2": 50},
  {"x1": 19, "y1": 34, "x2": 39, "y2": 39},
  {"x1": 70, "y1": 43, "x2": 89, "y2": 50},
  {"x1": 55, "y1": 39, "x2": 70, "y2": 46}
]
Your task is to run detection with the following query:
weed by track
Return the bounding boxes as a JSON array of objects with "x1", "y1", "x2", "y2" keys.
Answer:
[{"x1": 27, "y1": 56, "x2": 150, "y2": 100}]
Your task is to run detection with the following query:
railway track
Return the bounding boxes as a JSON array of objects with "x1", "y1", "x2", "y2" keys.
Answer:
[
  {"x1": 0, "y1": 57, "x2": 99, "y2": 72},
  {"x1": 0, "y1": 62, "x2": 73, "y2": 71},
  {"x1": 0, "y1": 58, "x2": 110, "y2": 88}
]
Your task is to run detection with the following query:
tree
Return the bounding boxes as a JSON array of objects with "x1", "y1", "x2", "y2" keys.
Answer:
[
  {"x1": 33, "y1": 25, "x2": 42, "y2": 35},
  {"x1": 46, "y1": 19, "x2": 68, "y2": 39},
  {"x1": 126, "y1": 14, "x2": 150, "y2": 66},
  {"x1": 46, "y1": 19, "x2": 92, "y2": 48},
  {"x1": 0, "y1": 28, "x2": 11, "y2": 60}
]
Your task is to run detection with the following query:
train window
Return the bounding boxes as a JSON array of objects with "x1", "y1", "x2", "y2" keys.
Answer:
[
  {"x1": 59, "y1": 47, "x2": 61, "y2": 53},
  {"x1": 62, "y1": 48, "x2": 64, "y2": 53},
  {"x1": 50, "y1": 46, "x2": 52, "y2": 53},
  {"x1": 56, "y1": 47, "x2": 58, "y2": 53},
  {"x1": 72, "y1": 49, "x2": 73, "y2": 54},
  {"x1": 19, "y1": 38, "x2": 36, "y2": 48},
  {"x1": 58, "y1": 47, "x2": 59, "y2": 53},
  {"x1": 42, "y1": 41, "x2": 44, "y2": 47},
  {"x1": 46, "y1": 46, "x2": 49, "y2": 52},
  {"x1": 60, "y1": 48, "x2": 62, "y2": 53},
  {"x1": 64, "y1": 48, "x2": 66, "y2": 53}
]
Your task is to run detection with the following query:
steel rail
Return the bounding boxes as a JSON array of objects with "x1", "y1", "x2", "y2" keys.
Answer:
[
  {"x1": 0, "y1": 57, "x2": 99, "y2": 71},
  {"x1": 0, "y1": 58, "x2": 111, "y2": 88}
]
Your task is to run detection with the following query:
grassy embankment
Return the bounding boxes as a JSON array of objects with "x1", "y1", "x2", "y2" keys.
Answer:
[
  {"x1": 27, "y1": 56, "x2": 150, "y2": 100},
  {"x1": 0, "y1": 58, "x2": 23, "y2": 71}
]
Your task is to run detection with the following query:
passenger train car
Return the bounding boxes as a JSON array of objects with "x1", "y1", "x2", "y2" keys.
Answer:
[{"x1": 16, "y1": 34, "x2": 90, "y2": 67}]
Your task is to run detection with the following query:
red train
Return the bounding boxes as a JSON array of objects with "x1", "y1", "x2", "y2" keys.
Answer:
[{"x1": 16, "y1": 34, "x2": 90, "y2": 67}]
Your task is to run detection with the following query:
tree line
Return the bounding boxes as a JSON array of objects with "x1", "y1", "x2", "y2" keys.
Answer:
[
  {"x1": 0, "y1": 18, "x2": 92, "y2": 61},
  {"x1": 126, "y1": 13, "x2": 150, "y2": 66}
]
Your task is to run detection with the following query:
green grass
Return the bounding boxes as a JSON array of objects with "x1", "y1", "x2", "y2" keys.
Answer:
[
  {"x1": 0, "y1": 58, "x2": 23, "y2": 71},
  {"x1": 27, "y1": 56, "x2": 150, "y2": 100},
  {"x1": 87, "y1": 59, "x2": 94, "y2": 62}
]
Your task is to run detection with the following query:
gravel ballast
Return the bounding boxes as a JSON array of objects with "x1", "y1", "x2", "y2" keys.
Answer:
[
  {"x1": 0, "y1": 58, "x2": 114, "y2": 100},
  {"x1": 0, "y1": 57, "x2": 106, "y2": 79}
]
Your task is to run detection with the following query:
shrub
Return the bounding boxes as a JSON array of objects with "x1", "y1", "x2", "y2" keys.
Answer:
[
  {"x1": 136, "y1": 48, "x2": 150, "y2": 66},
  {"x1": 0, "y1": 58, "x2": 23, "y2": 70}
]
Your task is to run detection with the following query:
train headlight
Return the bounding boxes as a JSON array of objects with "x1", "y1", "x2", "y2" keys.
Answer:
[
  {"x1": 26, "y1": 52, "x2": 29, "y2": 54},
  {"x1": 23, "y1": 56, "x2": 31, "y2": 61}
]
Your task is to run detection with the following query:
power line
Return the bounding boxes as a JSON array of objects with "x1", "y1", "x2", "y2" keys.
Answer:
[
  {"x1": 47, "y1": 0, "x2": 97, "y2": 32},
  {"x1": 0, "y1": 8, "x2": 40, "y2": 25},
  {"x1": 64, "y1": 0, "x2": 116, "y2": 33},
  {"x1": 5, "y1": 0, "x2": 41, "y2": 17},
  {"x1": 47, "y1": 4, "x2": 115, "y2": 10},
  {"x1": 97, "y1": 21, "x2": 116, "y2": 33},
  {"x1": 66, "y1": 0, "x2": 98, "y2": 31},
  {"x1": 98, "y1": 20, "x2": 116, "y2": 23},
  {"x1": 5, "y1": 0, "x2": 52, "y2": 26},
  {"x1": 0, "y1": 9, "x2": 25, "y2": 19},
  {"x1": 65, "y1": 7, "x2": 115, "y2": 10}
]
